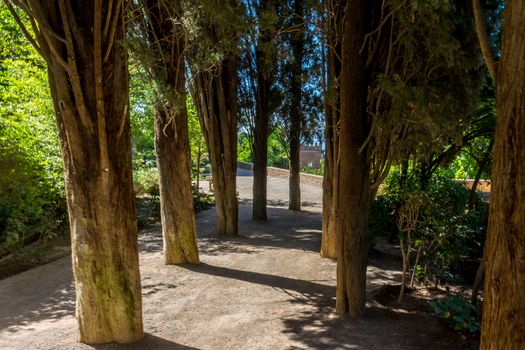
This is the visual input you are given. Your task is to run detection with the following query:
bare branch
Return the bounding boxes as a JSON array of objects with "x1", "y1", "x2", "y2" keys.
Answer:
[
  {"x1": 58, "y1": 0, "x2": 93, "y2": 132},
  {"x1": 4, "y1": 1, "x2": 44, "y2": 57},
  {"x1": 472, "y1": 0, "x2": 497, "y2": 81},
  {"x1": 103, "y1": 0, "x2": 123, "y2": 62}
]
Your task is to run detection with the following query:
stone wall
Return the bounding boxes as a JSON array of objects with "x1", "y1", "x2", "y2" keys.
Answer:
[{"x1": 237, "y1": 161, "x2": 323, "y2": 187}]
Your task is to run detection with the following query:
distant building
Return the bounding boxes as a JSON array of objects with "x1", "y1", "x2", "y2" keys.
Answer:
[{"x1": 300, "y1": 144, "x2": 323, "y2": 169}]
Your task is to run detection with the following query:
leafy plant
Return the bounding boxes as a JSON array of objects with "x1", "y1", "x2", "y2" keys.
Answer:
[
  {"x1": 0, "y1": 5, "x2": 67, "y2": 254},
  {"x1": 373, "y1": 166, "x2": 488, "y2": 285},
  {"x1": 302, "y1": 160, "x2": 324, "y2": 176},
  {"x1": 133, "y1": 168, "x2": 160, "y2": 197},
  {"x1": 430, "y1": 294, "x2": 481, "y2": 333},
  {"x1": 192, "y1": 184, "x2": 215, "y2": 211}
]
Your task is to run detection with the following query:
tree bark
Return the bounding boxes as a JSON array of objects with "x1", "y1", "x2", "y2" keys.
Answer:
[
  {"x1": 321, "y1": 102, "x2": 337, "y2": 258},
  {"x1": 154, "y1": 106, "x2": 199, "y2": 264},
  {"x1": 334, "y1": 0, "x2": 372, "y2": 317},
  {"x1": 321, "y1": 0, "x2": 342, "y2": 259},
  {"x1": 480, "y1": 1, "x2": 525, "y2": 348},
  {"x1": 6, "y1": 0, "x2": 145, "y2": 343},
  {"x1": 252, "y1": 0, "x2": 273, "y2": 220},
  {"x1": 471, "y1": 248, "x2": 485, "y2": 305},
  {"x1": 288, "y1": 0, "x2": 304, "y2": 211},
  {"x1": 144, "y1": 0, "x2": 199, "y2": 264},
  {"x1": 191, "y1": 56, "x2": 239, "y2": 236}
]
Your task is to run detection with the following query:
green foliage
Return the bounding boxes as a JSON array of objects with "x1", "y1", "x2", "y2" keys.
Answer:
[
  {"x1": 237, "y1": 133, "x2": 253, "y2": 163},
  {"x1": 0, "y1": 5, "x2": 66, "y2": 252},
  {"x1": 182, "y1": 0, "x2": 247, "y2": 71},
  {"x1": 268, "y1": 127, "x2": 289, "y2": 168},
  {"x1": 192, "y1": 184, "x2": 215, "y2": 211},
  {"x1": 129, "y1": 65, "x2": 156, "y2": 168},
  {"x1": 372, "y1": 167, "x2": 488, "y2": 283},
  {"x1": 133, "y1": 168, "x2": 160, "y2": 197},
  {"x1": 369, "y1": 195, "x2": 396, "y2": 247},
  {"x1": 430, "y1": 294, "x2": 481, "y2": 333},
  {"x1": 133, "y1": 168, "x2": 214, "y2": 214},
  {"x1": 301, "y1": 160, "x2": 324, "y2": 176},
  {"x1": 237, "y1": 127, "x2": 289, "y2": 168},
  {"x1": 366, "y1": 0, "x2": 486, "y2": 185},
  {"x1": 449, "y1": 98, "x2": 495, "y2": 179},
  {"x1": 416, "y1": 172, "x2": 488, "y2": 281},
  {"x1": 188, "y1": 97, "x2": 209, "y2": 179}
]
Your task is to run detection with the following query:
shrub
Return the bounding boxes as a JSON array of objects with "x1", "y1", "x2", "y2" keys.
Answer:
[
  {"x1": 369, "y1": 195, "x2": 396, "y2": 246},
  {"x1": 133, "y1": 168, "x2": 160, "y2": 197},
  {"x1": 0, "y1": 145, "x2": 67, "y2": 255},
  {"x1": 192, "y1": 184, "x2": 215, "y2": 211},
  {"x1": 0, "y1": 16, "x2": 67, "y2": 255},
  {"x1": 430, "y1": 294, "x2": 481, "y2": 333},
  {"x1": 371, "y1": 167, "x2": 488, "y2": 284},
  {"x1": 133, "y1": 168, "x2": 215, "y2": 227}
]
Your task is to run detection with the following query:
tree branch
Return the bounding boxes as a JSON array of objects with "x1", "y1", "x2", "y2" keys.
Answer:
[
  {"x1": 472, "y1": 0, "x2": 497, "y2": 81},
  {"x1": 4, "y1": 1, "x2": 44, "y2": 57}
]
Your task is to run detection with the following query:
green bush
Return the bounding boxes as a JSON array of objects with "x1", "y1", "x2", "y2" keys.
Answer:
[
  {"x1": 302, "y1": 160, "x2": 324, "y2": 176},
  {"x1": 133, "y1": 168, "x2": 160, "y2": 197},
  {"x1": 371, "y1": 167, "x2": 488, "y2": 284},
  {"x1": 369, "y1": 194, "x2": 396, "y2": 246},
  {"x1": 0, "y1": 145, "x2": 67, "y2": 254},
  {"x1": 415, "y1": 172, "x2": 487, "y2": 283},
  {"x1": 133, "y1": 168, "x2": 215, "y2": 227},
  {"x1": 192, "y1": 184, "x2": 215, "y2": 211},
  {"x1": 0, "y1": 11, "x2": 67, "y2": 254},
  {"x1": 430, "y1": 294, "x2": 481, "y2": 333}
]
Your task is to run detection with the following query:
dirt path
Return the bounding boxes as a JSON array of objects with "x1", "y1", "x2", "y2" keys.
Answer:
[{"x1": 0, "y1": 175, "x2": 469, "y2": 350}]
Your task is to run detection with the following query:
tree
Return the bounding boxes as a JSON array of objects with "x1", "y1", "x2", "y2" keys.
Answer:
[
  {"x1": 5, "y1": 1, "x2": 143, "y2": 343},
  {"x1": 237, "y1": 0, "x2": 280, "y2": 220},
  {"x1": 320, "y1": 0, "x2": 341, "y2": 259},
  {"x1": 476, "y1": 0, "x2": 525, "y2": 348},
  {"x1": 333, "y1": 0, "x2": 373, "y2": 317},
  {"x1": 322, "y1": 0, "x2": 485, "y2": 259},
  {"x1": 129, "y1": 0, "x2": 199, "y2": 264},
  {"x1": 185, "y1": 0, "x2": 241, "y2": 236},
  {"x1": 287, "y1": 0, "x2": 304, "y2": 211},
  {"x1": 252, "y1": 0, "x2": 277, "y2": 220}
]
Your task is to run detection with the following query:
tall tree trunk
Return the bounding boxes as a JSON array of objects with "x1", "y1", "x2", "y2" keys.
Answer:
[
  {"x1": 480, "y1": 1, "x2": 525, "y2": 348},
  {"x1": 321, "y1": 102, "x2": 337, "y2": 258},
  {"x1": 191, "y1": 56, "x2": 239, "y2": 236},
  {"x1": 321, "y1": 0, "x2": 342, "y2": 259},
  {"x1": 334, "y1": 0, "x2": 372, "y2": 317},
  {"x1": 145, "y1": 0, "x2": 199, "y2": 264},
  {"x1": 289, "y1": 0, "x2": 304, "y2": 211},
  {"x1": 154, "y1": 105, "x2": 199, "y2": 264},
  {"x1": 6, "y1": 0, "x2": 144, "y2": 343},
  {"x1": 252, "y1": 0, "x2": 273, "y2": 220}
]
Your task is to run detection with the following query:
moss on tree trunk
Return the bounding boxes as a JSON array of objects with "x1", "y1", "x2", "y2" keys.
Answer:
[
  {"x1": 143, "y1": 0, "x2": 200, "y2": 265},
  {"x1": 12, "y1": 0, "x2": 146, "y2": 343}
]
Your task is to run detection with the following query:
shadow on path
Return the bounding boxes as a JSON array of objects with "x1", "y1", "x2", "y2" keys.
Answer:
[
  {"x1": 183, "y1": 263, "x2": 335, "y2": 309},
  {"x1": 182, "y1": 263, "x2": 461, "y2": 350},
  {"x1": 0, "y1": 260, "x2": 75, "y2": 334},
  {"x1": 139, "y1": 206, "x2": 324, "y2": 255},
  {"x1": 92, "y1": 333, "x2": 199, "y2": 350}
]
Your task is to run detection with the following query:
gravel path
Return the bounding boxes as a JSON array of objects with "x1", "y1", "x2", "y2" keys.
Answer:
[{"x1": 0, "y1": 174, "x2": 469, "y2": 350}]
